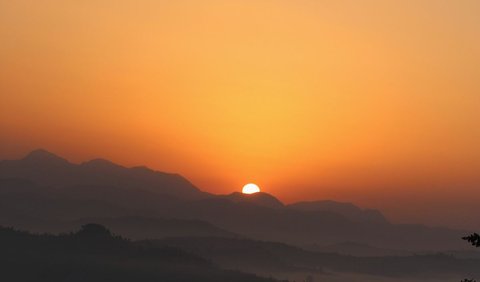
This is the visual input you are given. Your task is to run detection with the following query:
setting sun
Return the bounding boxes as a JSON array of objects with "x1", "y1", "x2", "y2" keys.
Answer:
[{"x1": 242, "y1": 183, "x2": 261, "y2": 194}]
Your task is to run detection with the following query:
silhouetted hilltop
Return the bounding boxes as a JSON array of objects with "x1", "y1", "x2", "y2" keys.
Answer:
[{"x1": 0, "y1": 225, "x2": 284, "y2": 282}]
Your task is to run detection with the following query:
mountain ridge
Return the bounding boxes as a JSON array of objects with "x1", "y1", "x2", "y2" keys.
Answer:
[
  {"x1": 0, "y1": 149, "x2": 469, "y2": 252},
  {"x1": 0, "y1": 149, "x2": 208, "y2": 200}
]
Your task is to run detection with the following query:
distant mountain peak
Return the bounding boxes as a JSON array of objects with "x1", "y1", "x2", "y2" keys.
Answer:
[{"x1": 23, "y1": 149, "x2": 69, "y2": 164}]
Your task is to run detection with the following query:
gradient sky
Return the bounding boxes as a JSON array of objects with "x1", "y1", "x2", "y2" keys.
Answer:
[{"x1": 1, "y1": 0, "x2": 479, "y2": 229}]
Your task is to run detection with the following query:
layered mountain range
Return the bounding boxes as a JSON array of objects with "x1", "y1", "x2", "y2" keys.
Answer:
[{"x1": 0, "y1": 149, "x2": 468, "y2": 251}]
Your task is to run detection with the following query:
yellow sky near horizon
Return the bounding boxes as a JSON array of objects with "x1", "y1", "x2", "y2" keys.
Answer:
[{"x1": 1, "y1": 0, "x2": 480, "y2": 228}]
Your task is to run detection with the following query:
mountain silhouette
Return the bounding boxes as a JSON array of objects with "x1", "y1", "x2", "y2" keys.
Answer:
[
  {"x1": 0, "y1": 149, "x2": 209, "y2": 200},
  {"x1": 0, "y1": 150, "x2": 469, "y2": 252}
]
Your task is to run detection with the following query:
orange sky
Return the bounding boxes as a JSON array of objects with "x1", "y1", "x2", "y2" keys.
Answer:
[{"x1": 1, "y1": 0, "x2": 479, "y2": 229}]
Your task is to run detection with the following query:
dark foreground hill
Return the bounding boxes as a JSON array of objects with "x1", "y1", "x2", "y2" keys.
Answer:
[{"x1": 0, "y1": 224, "x2": 283, "y2": 282}]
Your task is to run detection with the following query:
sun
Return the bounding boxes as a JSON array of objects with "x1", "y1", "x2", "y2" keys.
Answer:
[{"x1": 242, "y1": 183, "x2": 261, "y2": 194}]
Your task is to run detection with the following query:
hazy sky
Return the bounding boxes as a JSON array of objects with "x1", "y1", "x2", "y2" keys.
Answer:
[{"x1": 1, "y1": 0, "x2": 479, "y2": 229}]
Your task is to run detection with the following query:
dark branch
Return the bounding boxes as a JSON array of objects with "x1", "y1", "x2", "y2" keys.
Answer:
[{"x1": 462, "y1": 233, "x2": 480, "y2": 248}]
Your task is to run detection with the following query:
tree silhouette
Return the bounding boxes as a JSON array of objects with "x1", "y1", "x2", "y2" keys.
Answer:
[
  {"x1": 461, "y1": 233, "x2": 480, "y2": 282},
  {"x1": 463, "y1": 233, "x2": 480, "y2": 248}
]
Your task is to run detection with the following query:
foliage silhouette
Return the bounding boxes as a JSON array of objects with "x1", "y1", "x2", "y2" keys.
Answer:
[
  {"x1": 461, "y1": 233, "x2": 480, "y2": 282},
  {"x1": 463, "y1": 233, "x2": 480, "y2": 248}
]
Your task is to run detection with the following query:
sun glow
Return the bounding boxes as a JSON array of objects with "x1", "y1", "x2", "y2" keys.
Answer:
[{"x1": 242, "y1": 183, "x2": 261, "y2": 194}]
